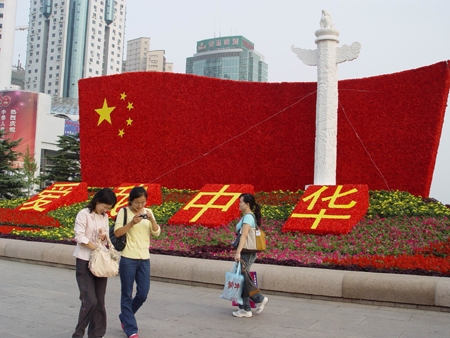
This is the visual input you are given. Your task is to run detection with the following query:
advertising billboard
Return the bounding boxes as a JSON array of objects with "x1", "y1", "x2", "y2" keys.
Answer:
[{"x1": 0, "y1": 91, "x2": 38, "y2": 168}]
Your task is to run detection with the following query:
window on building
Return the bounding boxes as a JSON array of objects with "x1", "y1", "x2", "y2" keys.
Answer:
[
  {"x1": 49, "y1": 74, "x2": 52, "y2": 78},
  {"x1": 49, "y1": 67, "x2": 53, "y2": 70},
  {"x1": 0, "y1": 14, "x2": 3, "y2": 19},
  {"x1": 48, "y1": 82, "x2": 52, "y2": 86},
  {"x1": 0, "y1": 4, "x2": 4, "y2": 8},
  {"x1": 48, "y1": 90, "x2": 51, "y2": 94}
]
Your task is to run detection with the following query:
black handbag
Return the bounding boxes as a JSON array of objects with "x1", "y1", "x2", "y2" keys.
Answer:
[{"x1": 109, "y1": 207, "x2": 127, "y2": 251}]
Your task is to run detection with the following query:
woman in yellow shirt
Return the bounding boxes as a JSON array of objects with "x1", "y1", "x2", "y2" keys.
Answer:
[{"x1": 114, "y1": 187, "x2": 161, "y2": 338}]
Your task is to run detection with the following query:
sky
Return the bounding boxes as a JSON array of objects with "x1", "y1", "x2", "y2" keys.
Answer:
[{"x1": 12, "y1": 0, "x2": 450, "y2": 204}]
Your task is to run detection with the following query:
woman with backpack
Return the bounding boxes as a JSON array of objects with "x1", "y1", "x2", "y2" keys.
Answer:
[{"x1": 114, "y1": 187, "x2": 161, "y2": 338}]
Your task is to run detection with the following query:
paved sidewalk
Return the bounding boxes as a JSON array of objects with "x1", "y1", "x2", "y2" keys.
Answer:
[{"x1": 0, "y1": 259, "x2": 450, "y2": 338}]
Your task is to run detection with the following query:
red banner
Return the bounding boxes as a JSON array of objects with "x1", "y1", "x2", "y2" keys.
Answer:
[
  {"x1": 168, "y1": 184, "x2": 253, "y2": 228},
  {"x1": 78, "y1": 62, "x2": 450, "y2": 197},
  {"x1": 282, "y1": 185, "x2": 369, "y2": 235}
]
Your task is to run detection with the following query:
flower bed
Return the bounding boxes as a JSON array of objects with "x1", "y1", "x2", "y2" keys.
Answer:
[{"x1": 1, "y1": 188, "x2": 450, "y2": 276}]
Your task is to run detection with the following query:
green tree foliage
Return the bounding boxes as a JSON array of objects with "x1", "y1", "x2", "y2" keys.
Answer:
[
  {"x1": 22, "y1": 145, "x2": 39, "y2": 198},
  {"x1": 0, "y1": 130, "x2": 25, "y2": 199},
  {"x1": 40, "y1": 133, "x2": 81, "y2": 186}
]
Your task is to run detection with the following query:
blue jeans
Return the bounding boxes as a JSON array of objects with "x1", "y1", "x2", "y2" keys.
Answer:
[
  {"x1": 239, "y1": 252, "x2": 265, "y2": 311},
  {"x1": 119, "y1": 257, "x2": 150, "y2": 337}
]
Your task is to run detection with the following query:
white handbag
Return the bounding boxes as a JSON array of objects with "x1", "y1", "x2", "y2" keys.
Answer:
[{"x1": 89, "y1": 235, "x2": 120, "y2": 277}]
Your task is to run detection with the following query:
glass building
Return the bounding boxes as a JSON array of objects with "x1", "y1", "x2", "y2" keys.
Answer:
[{"x1": 186, "y1": 36, "x2": 268, "y2": 82}]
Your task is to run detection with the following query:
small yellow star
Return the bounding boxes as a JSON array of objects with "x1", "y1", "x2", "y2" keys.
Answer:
[
  {"x1": 120, "y1": 92, "x2": 127, "y2": 100},
  {"x1": 126, "y1": 118, "x2": 133, "y2": 126},
  {"x1": 127, "y1": 102, "x2": 134, "y2": 111},
  {"x1": 95, "y1": 99, "x2": 115, "y2": 126},
  {"x1": 118, "y1": 129, "x2": 125, "y2": 137}
]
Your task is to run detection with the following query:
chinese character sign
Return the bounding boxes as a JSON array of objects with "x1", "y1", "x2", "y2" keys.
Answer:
[
  {"x1": 108, "y1": 183, "x2": 162, "y2": 219},
  {"x1": 168, "y1": 184, "x2": 253, "y2": 228},
  {"x1": 282, "y1": 185, "x2": 369, "y2": 235},
  {"x1": 16, "y1": 182, "x2": 88, "y2": 213}
]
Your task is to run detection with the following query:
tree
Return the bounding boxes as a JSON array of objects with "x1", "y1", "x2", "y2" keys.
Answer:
[
  {"x1": 22, "y1": 145, "x2": 39, "y2": 198},
  {"x1": 0, "y1": 130, "x2": 25, "y2": 199},
  {"x1": 40, "y1": 133, "x2": 81, "y2": 186}
]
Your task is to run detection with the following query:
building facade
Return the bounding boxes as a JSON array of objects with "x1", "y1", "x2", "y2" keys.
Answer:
[
  {"x1": 125, "y1": 37, "x2": 173, "y2": 73},
  {"x1": 0, "y1": 0, "x2": 18, "y2": 90},
  {"x1": 186, "y1": 35, "x2": 268, "y2": 82},
  {"x1": 24, "y1": 0, "x2": 126, "y2": 98}
]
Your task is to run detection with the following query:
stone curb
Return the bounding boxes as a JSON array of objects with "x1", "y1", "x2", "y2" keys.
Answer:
[{"x1": 1, "y1": 238, "x2": 449, "y2": 310}]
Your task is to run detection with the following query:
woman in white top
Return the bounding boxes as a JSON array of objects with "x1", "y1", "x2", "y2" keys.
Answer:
[
  {"x1": 72, "y1": 188, "x2": 117, "y2": 338},
  {"x1": 232, "y1": 193, "x2": 269, "y2": 318}
]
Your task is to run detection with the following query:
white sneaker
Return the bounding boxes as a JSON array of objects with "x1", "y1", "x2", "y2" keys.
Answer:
[
  {"x1": 232, "y1": 309, "x2": 252, "y2": 318},
  {"x1": 255, "y1": 297, "x2": 269, "y2": 314}
]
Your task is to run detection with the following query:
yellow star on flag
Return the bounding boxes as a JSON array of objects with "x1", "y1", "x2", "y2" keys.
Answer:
[
  {"x1": 120, "y1": 92, "x2": 127, "y2": 100},
  {"x1": 127, "y1": 102, "x2": 134, "y2": 111},
  {"x1": 118, "y1": 129, "x2": 125, "y2": 137},
  {"x1": 126, "y1": 118, "x2": 133, "y2": 126},
  {"x1": 95, "y1": 99, "x2": 116, "y2": 126}
]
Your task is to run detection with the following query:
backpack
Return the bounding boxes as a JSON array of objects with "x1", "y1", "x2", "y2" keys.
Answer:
[{"x1": 109, "y1": 207, "x2": 127, "y2": 251}]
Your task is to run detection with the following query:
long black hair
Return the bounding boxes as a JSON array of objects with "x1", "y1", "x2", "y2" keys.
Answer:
[
  {"x1": 240, "y1": 193, "x2": 261, "y2": 227},
  {"x1": 128, "y1": 186, "x2": 148, "y2": 205},
  {"x1": 87, "y1": 188, "x2": 117, "y2": 213}
]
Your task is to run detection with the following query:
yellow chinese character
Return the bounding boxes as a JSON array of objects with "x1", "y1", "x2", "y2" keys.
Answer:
[
  {"x1": 291, "y1": 209, "x2": 351, "y2": 229},
  {"x1": 110, "y1": 185, "x2": 146, "y2": 217},
  {"x1": 183, "y1": 185, "x2": 241, "y2": 222}
]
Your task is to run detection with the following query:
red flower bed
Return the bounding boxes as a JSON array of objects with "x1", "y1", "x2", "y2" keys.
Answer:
[
  {"x1": 16, "y1": 182, "x2": 88, "y2": 213},
  {"x1": 282, "y1": 185, "x2": 369, "y2": 235},
  {"x1": 324, "y1": 253, "x2": 450, "y2": 274},
  {"x1": 0, "y1": 208, "x2": 61, "y2": 229},
  {"x1": 0, "y1": 226, "x2": 40, "y2": 234},
  {"x1": 168, "y1": 184, "x2": 253, "y2": 227},
  {"x1": 78, "y1": 62, "x2": 450, "y2": 197},
  {"x1": 109, "y1": 183, "x2": 162, "y2": 219}
]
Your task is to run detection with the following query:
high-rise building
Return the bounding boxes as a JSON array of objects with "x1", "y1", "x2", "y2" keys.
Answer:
[
  {"x1": 0, "y1": 0, "x2": 18, "y2": 90},
  {"x1": 186, "y1": 35, "x2": 268, "y2": 82},
  {"x1": 125, "y1": 37, "x2": 173, "y2": 73},
  {"x1": 24, "y1": 0, "x2": 126, "y2": 98}
]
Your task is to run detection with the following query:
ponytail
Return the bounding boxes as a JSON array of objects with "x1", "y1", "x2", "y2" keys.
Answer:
[{"x1": 253, "y1": 203, "x2": 262, "y2": 227}]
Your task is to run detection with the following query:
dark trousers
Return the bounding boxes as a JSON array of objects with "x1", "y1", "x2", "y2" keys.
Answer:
[
  {"x1": 119, "y1": 257, "x2": 150, "y2": 337},
  {"x1": 73, "y1": 258, "x2": 108, "y2": 338},
  {"x1": 239, "y1": 252, "x2": 265, "y2": 311}
]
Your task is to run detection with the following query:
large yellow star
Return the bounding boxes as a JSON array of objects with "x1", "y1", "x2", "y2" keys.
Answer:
[
  {"x1": 126, "y1": 118, "x2": 133, "y2": 126},
  {"x1": 118, "y1": 129, "x2": 125, "y2": 137},
  {"x1": 120, "y1": 92, "x2": 127, "y2": 100},
  {"x1": 95, "y1": 99, "x2": 115, "y2": 126},
  {"x1": 127, "y1": 102, "x2": 134, "y2": 111}
]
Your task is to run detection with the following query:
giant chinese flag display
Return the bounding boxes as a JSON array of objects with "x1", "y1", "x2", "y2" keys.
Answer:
[{"x1": 78, "y1": 61, "x2": 450, "y2": 197}]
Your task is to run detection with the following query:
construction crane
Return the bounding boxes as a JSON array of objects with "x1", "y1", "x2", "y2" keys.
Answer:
[{"x1": 15, "y1": 26, "x2": 29, "y2": 31}]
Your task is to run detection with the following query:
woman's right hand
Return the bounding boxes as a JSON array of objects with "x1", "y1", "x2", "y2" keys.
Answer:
[{"x1": 131, "y1": 214, "x2": 143, "y2": 225}]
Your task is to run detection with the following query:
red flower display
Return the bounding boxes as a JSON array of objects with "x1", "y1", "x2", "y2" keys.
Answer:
[
  {"x1": 282, "y1": 185, "x2": 369, "y2": 235},
  {"x1": 0, "y1": 226, "x2": 40, "y2": 234},
  {"x1": 0, "y1": 208, "x2": 61, "y2": 229},
  {"x1": 108, "y1": 183, "x2": 162, "y2": 219},
  {"x1": 78, "y1": 62, "x2": 450, "y2": 198},
  {"x1": 324, "y1": 252, "x2": 450, "y2": 274},
  {"x1": 168, "y1": 184, "x2": 253, "y2": 228},
  {"x1": 16, "y1": 182, "x2": 88, "y2": 213}
]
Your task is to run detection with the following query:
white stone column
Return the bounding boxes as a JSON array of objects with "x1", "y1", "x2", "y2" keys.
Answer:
[{"x1": 292, "y1": 10, "x2": 361, "y2": 186}]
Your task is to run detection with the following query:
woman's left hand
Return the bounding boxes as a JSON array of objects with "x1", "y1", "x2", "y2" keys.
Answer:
[
  {"x1": 146, "y1": 210, "x2": 155, "y2": 222},
  {"x1": 234, "y1": 252, "x2": 241, "y2": 262}
]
